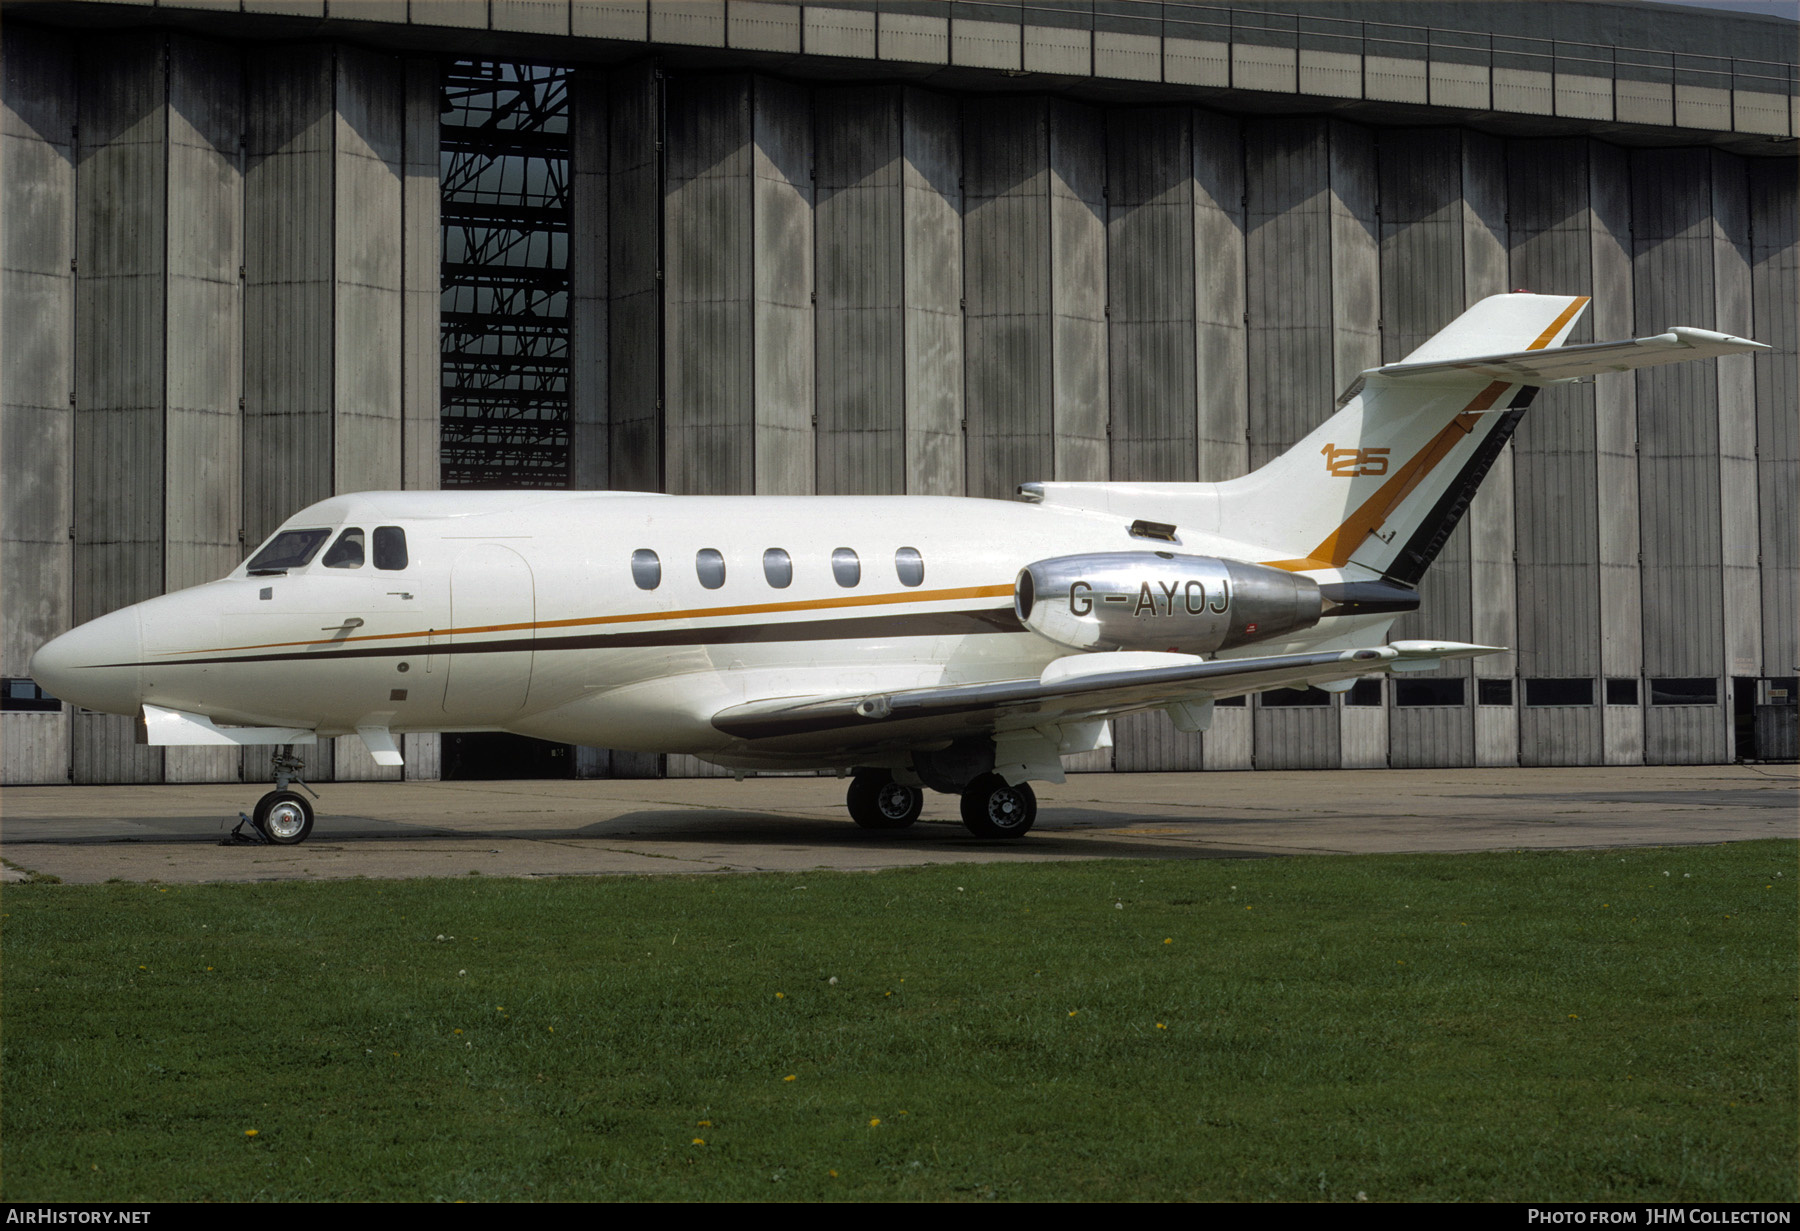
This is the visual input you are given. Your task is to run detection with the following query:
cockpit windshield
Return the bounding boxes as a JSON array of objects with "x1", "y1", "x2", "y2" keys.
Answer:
[{"x1": 245, "y1": 528, "x2": 332, "y2": 575}]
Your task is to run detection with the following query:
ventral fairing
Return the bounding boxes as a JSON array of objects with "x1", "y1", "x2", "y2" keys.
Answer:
[{"x1": 31, "y1": 294, "x2": 1766, "y2": 843}]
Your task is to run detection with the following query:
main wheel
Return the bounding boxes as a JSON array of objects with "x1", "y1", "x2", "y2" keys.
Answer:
[
  {"x1": 253, "y1": 790, "x2": 315, "y2": 845},
  {"x1": 958, "y1": 773, "x2": 1037, "y2": 839},
  {"x1": 846, "y1": 772, "x2": 923, "y2": 830}
]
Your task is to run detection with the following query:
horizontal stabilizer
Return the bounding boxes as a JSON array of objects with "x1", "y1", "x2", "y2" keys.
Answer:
[
  {"x1": 1362, "y1": 326, "x2": 1768, "y2": 390},
  {"x1": 712, "y1": 641, "x2": 1500, "y2": 744}
]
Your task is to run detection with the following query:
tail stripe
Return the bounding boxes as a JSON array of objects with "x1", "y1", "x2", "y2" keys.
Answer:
[
  {"x1": 1263, "y1": 380, "x2": 1511, "y2": 572},
  {"x1": 1528, "y1": 296, "x2": 1590, "y2": 349}
]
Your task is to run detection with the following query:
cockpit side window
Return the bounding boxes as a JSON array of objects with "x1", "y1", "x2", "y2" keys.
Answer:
[
  {"x1": 373, "y1": 526, "x2": 408, "y2": 571},
  {"x1": 246, "y1": 528, "x2": 331, "y2": 574},
  {"x1": 322, "y1": 528, "x2": 366, "y2": 569}
]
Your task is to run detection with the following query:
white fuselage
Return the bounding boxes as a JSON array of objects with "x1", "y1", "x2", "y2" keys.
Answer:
[{"x1": 34, "y1": 489, "x2": 1372, "y2": 770}]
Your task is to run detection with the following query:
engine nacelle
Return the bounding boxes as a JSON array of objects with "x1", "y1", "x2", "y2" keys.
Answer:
[{"x1": 1014, "y1": 552, "x2": 1323, "y2": 654}]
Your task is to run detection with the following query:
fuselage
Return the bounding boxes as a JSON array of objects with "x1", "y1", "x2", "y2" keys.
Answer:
[{"x1": 30, "y1": 489, "x2": 1382, "y2": 769}]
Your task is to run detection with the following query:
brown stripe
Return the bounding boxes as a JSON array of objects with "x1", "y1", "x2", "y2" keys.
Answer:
[
  {"x1": 152, "y1": 582, "x2": 1017, "y2": 659},
  {"x1": 113, "y1": 606, "x2": 1027, "y2": 670},
  {"x1": 1528, "y1": 296, "x2": 1589, "y2": 350}
]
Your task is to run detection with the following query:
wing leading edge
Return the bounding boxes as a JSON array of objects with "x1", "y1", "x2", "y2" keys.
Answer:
[{"x1": 711, "y1": 640, "x2": 1498, "y2": 746}]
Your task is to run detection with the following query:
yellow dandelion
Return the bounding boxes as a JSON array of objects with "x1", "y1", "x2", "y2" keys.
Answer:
[
  {"x1": 244, "y1": 1130, "x2": 258, "y2": 1138},
  {"x1": 869, "y1": 1118, "x2": 881, "y2": 1127},
  {"x1": 1163, "y1": 938, "x2": 1172, "y2": 944},
  {"x1": 1569, "y1": 1014, "x2": 1579, "y2": 1019},
  {"x1": 1156, "y1": 1023, "x2": 1166, "y2": 1030},
  {"x1": 775, "y1": 992, "x2": 785, "y2": 1000},
  {"x1": 692, "y1": 1138, "x2": 705, "y2": 1146},
  {"x1": 698, "y1": 1120, "x2": 712, "y2": 1128},
  {"x1": 784, "y1": 1074, "x2": 797, "y2": 1082},
  {"x1": 1068, "y1": 1010, "x2": 1078, "y2": 1017},
  {"x1": 454, "y1": 1029, "x2": 463, "y2": 1035},
  {"x1": 829, "y1": 1170, "x2": 839, "y2": 1178}
]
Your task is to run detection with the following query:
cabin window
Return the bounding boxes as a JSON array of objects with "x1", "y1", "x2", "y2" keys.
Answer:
[
  {"x1": 373, "y1": 526, "x2": 408, "y2": 570},
  {"x1": 763, "y1": 548, "x2": 792, "y2": 589},
  {"x1": 246, "y1": 528, "x2": 331, "y2": 574},
  {"x1": 697, "y1": 548, "x2": 726, "y2": 590},
  {"x1": 630, "y1": 549, "x2": 661, "y2": 590},
  {"x1": 323, "y1": 528, "x2": 366, "y2": 569},
  {"x1": 895, "y1": 547, "x2": 924, "y2": 587},
  {"x1": 831, "y1": 548, "x2": 860, "y2": 588}
]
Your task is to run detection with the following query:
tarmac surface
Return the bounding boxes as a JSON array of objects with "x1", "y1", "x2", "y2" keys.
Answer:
[{"x1": 1, "y1": 763, "x2": 1793, "y2": 884}]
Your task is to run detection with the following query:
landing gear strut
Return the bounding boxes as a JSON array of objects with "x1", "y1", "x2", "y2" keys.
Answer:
[
  {"x1": 226, "y1": 747, "x2": 320, "y2": 845},
  {"x1": 846, "y1": 770, "x2": 923, "y2": 830},
  {"x1": 958, "y1": 773, "x2": 1037, "y2": 839}
]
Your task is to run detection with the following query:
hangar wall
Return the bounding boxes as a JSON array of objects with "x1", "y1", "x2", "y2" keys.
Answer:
[{"x1": 2, "y1": 13, "x2": 1794, "y2": 785}]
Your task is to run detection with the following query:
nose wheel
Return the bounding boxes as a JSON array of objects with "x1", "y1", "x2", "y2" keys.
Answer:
[
  {"x1": 225, "y1": 746, "x2": 322, "y2": 845},
  {"x1": 253, "y1": 790, "x2": 315, "y2": 845}
]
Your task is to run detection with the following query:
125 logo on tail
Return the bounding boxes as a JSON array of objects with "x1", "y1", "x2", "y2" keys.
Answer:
[{"x1": 1321, "y1": 443, "x2": 1389, "y2": 477}]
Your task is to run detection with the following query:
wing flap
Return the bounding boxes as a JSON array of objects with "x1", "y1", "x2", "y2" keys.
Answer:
[
  {"x1": 1361, "y1": 327, "x2": 1768, "y2": 389},
  {"x1": 711, "y1": 641, "x2": 1498, "y2": 743}
]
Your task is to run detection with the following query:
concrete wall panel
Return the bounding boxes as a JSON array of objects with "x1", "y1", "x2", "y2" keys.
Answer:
[
  {"x1": 569, "y1": 68, "x2": 609, "y2": 490},
  {"x1": 2, "y1": 26, "x2": 77, "y2": 783},
  {"x1": 1192, "y1": 109, "x2": 1246, "y2": 483},
  {"x1": 1049, "y1": 100, "x2": 1106, "y2": 484},
  {"x1": 608, "y1": 63, "x2": 661, "y2": 492},
  {"x1": 900, "y1": 88, "x2": 962, "y2": 496},
  {"x1": 664, "y1": 74, "x2": 753, "y2": 496},
  {"x1": 401, "y1": 58, "x2": 438, "y2": 495},
  {"x1": 1107, "y1": 107, "x2": 1193, "y2": 483},
  {"x1": 1507, "y1": 137, "x2": 1602, "y2": 766},
  {"x1": 1710, "y1": 152, "x2": 1758, "y2": 696},
  {"x1": 244, "y1": 45, "x2": 335, "y2": 546},
  {"x1": 751, "y1": 77, "x2": 813, "y2": 496},
  {"x1": 964, "y1": 96, "x2": 1051, "y2": 500},
  {"x1": 1633, "y1": 147, "x2": 1725, "y2": 764},
  {"x1": 1586, "y1": 141, "x2": 1643, "y2": 765},
  {"x1": 816, "y1": 86, "x2": 901, "y2": 495},
  {"x1": 1748, "y1": 160, "x2": 1797, "y2": 679},
  {"x1": 332, "y1": 47, "x2": 404, "y2": 497}
]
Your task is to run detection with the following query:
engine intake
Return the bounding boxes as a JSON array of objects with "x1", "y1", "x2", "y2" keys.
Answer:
[{"x1": 1015, "y1": 552, "x2": 1323, "y2": 654}]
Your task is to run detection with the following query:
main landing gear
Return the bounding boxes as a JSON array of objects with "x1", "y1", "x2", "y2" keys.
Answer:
[
  {"x1": 844, "y1": 769, "x2": 1038, "y2": 839},
  {"x1": 225, "y1": 747, "x2": 319, "y2": 846}
]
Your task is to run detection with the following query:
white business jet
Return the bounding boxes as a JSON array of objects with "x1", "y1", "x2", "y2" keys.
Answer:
[{"x1": 30, "y1": 294, "x2": 1765, "y2": 844}]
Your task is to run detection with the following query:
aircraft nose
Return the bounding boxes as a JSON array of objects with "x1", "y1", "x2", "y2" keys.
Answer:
[{"x1": 29, "y1": 606, "x2": 144, "y2": 717}]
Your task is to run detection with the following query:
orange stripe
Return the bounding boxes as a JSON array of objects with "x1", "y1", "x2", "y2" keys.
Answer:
[
  {"x1": 1528, "y1": 296, "x2": 1588, "y2": 350},
  {"x1": 157, "y1": 583, "x2": 1016, "y2": 658},
  {"x1": 1264, "y1": 380, "x2": 1512, "y2": 573}
]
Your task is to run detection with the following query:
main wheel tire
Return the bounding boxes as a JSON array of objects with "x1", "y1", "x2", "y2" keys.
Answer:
[
  {"x1": 846, "y1": 772, "x2": 923, "y2": 830},
  {"x1": 253, "y1": 790, "x2": 315, "y2": 845},
  {"x1": 958, "y1": 773, "x2": 1037, "y2": 839}
]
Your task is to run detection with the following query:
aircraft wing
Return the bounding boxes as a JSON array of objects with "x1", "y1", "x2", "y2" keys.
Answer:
[
  {"x1": 711, "y1": 640, "x2": 1496, "y2": 746},
  {"x1": 1360, "y1": 326, "x2": 1768, "y2": 389}
]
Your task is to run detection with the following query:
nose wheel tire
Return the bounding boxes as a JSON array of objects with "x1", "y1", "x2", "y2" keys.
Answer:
[
  {"x1": 253, "y1": 790, "x2": 315, "y2": 845},
  {"x1": 846, "y1": 772, "x2": 923, "y2": 830},
  {"x1": 958, "y1": 773, "x2": 1037, "y2": 838}
]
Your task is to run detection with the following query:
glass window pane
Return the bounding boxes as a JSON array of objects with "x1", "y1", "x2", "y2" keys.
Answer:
[
  {"x1": 763, "y1": 548, "x2": 792, "y2": 589},
  {"x1": 631, "y1": 549, "x2": 661, "y2": 590},
  {"x1": 373, "y1": 526, "x2": 408, "y2": 571},
  {"x1": 1524, "y1": 678, "x2": 1594, "y2": 707},
  {"x1": 1395, "y1": 678, "x2": 1467, "y2": 707},
  {"x1": 322, "y1": 528, "x2": 366, "y2": 569},
  {"x1": 1477, "y1": 678, "x2": 1514, "y2": 706},
  {"x1": 1260, "y1": 687, "x2": 1331, "y2": 707},
  {"x1": 831, "y1": 548, "x2": 860, "y2": 588},
  {"x1": 895, "y1": 547, "x2": 924, "y2": 587},
  {"x1": 1605, "y1": 678, "x2": 1639, "y2": 706},
  {"x1": 246, "y1": 528, "x2": 331, "y2": 574},
  {"x1": 1345, "y1": 678, "x2": 1383, "y2": 707},
  {"x1": 697, "y1": 548, "x2": 726, "y2": 590},
  {"x1": 1650, "y1": 677, "x2": 1717, "y2": 705}
]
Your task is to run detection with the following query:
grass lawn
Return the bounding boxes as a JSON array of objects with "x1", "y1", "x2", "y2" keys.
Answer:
[{"x1": 2, "y1": 841, "x2": 1793, "y2": 1202}]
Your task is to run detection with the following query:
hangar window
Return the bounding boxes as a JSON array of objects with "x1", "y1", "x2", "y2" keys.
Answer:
[
  {"x1": 1524, "y1": 678, "x2": 1593, "y2": 707},
  {"x1": 1477, "y1": 678, "x2": 1514, "y2": 706},
  {"x1": 895, "y1": 547, "x2": 924, "y2": 587},
  {"x1": 697, "y1": 549, "x2": 726, "y2": 590},
  {"x1": 1216, "y1": 695, "x2": 1247, "y2": 707},
  {"x1": 2, "y1": 679, "x2": 60, "y2": 712},
  {"x1": 1345, "y1": 679, "x2": 1383, "y2": 707},
  {"x1": 246, "y1": 528, "x2": 331, "y2": 575},
  {"x1": 323, "y1": 528, "x2": 365, "y2": 569},
  {"x1": 630, "y1": 549, "x2": 661, "y2": 591},
  {"x1": 373, "y1": 526, "x2": 408, "y2": 571},
  {"x1": 831, "y1": 548, "x2": 861, "y2": 588},
  {"x1": 1259, "y1": 687, "x2": 1331, "y2": 707},
  {"x1": 1605, "y1": 678, "x2": 1639, "y2": 706},
  {"x1": 763, "y1": 549, "x2": 792, "y2": 589},
  {"x1": 1394, "y1": 678, "x2": 1466, "y2": 707},
  {"x1": 1650, "y1": 677, "x2": 1717, "y2": 706}
]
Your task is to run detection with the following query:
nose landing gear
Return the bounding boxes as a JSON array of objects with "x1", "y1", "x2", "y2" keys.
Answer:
[{"x1": 224, "y1": 747, "x2": 320, "y2": 845}]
